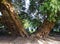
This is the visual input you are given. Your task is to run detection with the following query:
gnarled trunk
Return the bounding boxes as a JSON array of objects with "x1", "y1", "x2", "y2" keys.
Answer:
[
  {"x1": 0, "y1": 1, "x2": 28, "y2": 37},
  {"x1": 31, "y1": 20, "x2": 55, "y2": 39}
]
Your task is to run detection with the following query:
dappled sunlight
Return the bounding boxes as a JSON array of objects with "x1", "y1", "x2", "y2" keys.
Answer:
[{"x1": 37, "y1": 38, "x2": 60, "y2": 44}]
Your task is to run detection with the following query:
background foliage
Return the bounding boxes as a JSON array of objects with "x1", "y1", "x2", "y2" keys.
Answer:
[{"x1": 0, "y1": 0, "x2": 60, "y2": 35}]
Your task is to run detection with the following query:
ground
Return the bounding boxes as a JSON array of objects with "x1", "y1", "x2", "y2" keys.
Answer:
[{"x1": 0, "y1": 35, "x2": 60, "y2": 44}]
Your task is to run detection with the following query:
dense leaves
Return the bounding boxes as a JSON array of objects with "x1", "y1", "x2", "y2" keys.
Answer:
[{"x1": 39, "y1": 0, "x2": 60, "y2": 22}]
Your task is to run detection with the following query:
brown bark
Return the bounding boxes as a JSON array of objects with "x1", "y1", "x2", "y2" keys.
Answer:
[
  {"x1": 0, "y1": 1, "x2": 28, "y2": 37},
  {"x1": 0, "y1": 0, "x2": 55, "y2": 39},
  {"x1": 31, "y1": 20, "x2": 55, "y2": 39}
]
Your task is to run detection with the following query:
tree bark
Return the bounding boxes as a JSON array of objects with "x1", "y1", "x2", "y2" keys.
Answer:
[
  {"x1": 0, "y1": 1, "x2": 28, "y2": 37},
  {"x1": 31, "y1": 20, "x2": 55, "y2": 39}
]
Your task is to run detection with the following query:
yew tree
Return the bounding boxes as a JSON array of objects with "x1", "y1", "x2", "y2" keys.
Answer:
[{"x1": 0, "y1": 0, "x2": 60, "y2": 39}]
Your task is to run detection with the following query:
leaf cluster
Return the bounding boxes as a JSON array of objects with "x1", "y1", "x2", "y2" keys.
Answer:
[{"x1": 39, "y1": 0, "x2": 60, "y2": 22}]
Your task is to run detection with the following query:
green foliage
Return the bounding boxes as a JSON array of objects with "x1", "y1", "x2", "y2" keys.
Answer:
[
  {"x1": 19, "y1": 13, "x2": 42, "y2": 34},
  {"x1": 18, "y1": 10, "x2": 42, "y2": 34},
  {"x1": 21, "y1": 19, "x2": 39, "y2": 34},
  {"x1": 12, "y1": 0, "x2": 60, "y2": 34},
  {"x1": 29, "y1": 0, "x2": 36, "y2": 12},
  {"x1": 39, "y1": 0, "x2": 60, "y2": 22},
  {"x1": 22, "y1": 19, "x2": 31, "y2": 29}
]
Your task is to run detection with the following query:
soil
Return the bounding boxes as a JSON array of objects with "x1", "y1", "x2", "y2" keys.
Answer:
[{"x1": 0, "y1": 35, "x2": 60, "y2": 44}]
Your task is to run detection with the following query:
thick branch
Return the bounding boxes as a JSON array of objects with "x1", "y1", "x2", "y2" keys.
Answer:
[{"x1": 0, "y1": 1, "x2": 28, "y2": 37}]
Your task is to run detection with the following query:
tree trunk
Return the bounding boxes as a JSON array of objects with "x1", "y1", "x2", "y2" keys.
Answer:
[
  {"x1": 31, "y1": 20, "x2": 55, "y2": 39},
  {"x1": 0, "y1": 1, "x2": 28, "y2": 37}
]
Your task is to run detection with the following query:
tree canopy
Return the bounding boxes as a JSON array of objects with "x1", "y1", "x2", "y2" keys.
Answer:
[{"x1": 0, "y1": 0, "x2": 60, "y2": 38}]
